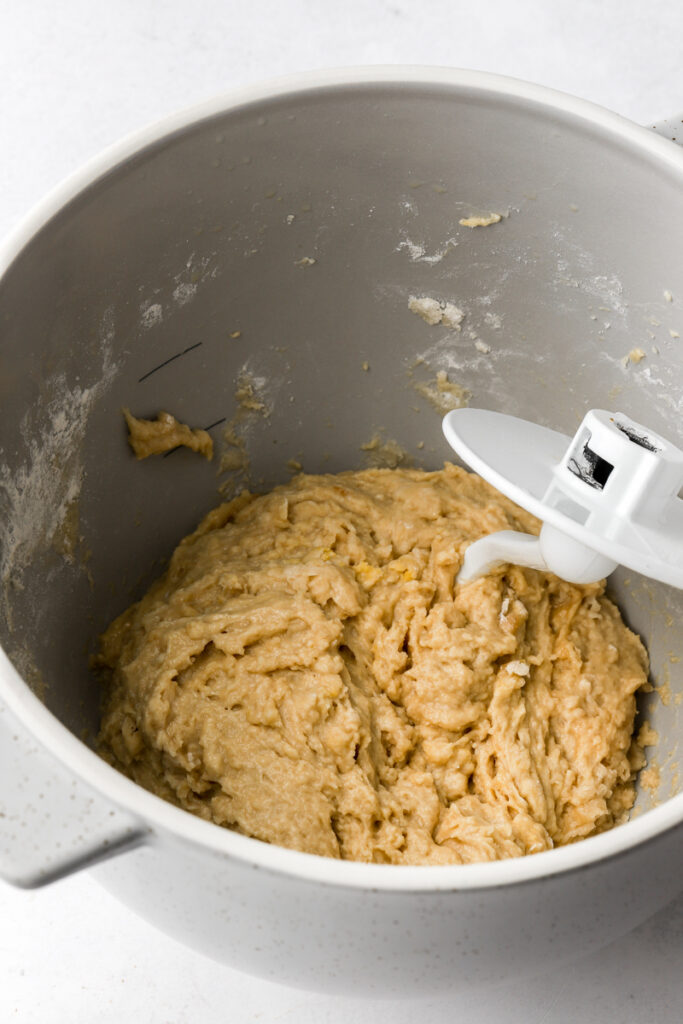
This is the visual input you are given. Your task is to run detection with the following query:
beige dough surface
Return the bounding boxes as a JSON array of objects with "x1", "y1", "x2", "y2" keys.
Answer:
[
  {"x1": 97, "y1": 465, "x2": 648, "y2": 864},
  {"x1": 459, "y1": 213, "x2": 503, "y2": 228},
  {"x1": 123, "y1": 408, "x2": 213, "y2": 460}
]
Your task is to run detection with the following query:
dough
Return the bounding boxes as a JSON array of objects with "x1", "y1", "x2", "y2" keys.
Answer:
[
  {"x1": 123, "y1": 408, "x2": 213, "y2": 460},
  {"x1": 96, "y1": 465, "x2": 648, "y2": 864},
  {"x1": 413, "y1": 370, "x2": 470, "y2": 413},
  {"x1": 459, "y1": 213, "x2": 503, "y2": 228},
  {"x1": 408, "y1": 295, "x2": 464, "y2": 328}
]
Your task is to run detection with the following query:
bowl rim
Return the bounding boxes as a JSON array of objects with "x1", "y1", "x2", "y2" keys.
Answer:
[{"x1": 1, "y1": 64, "x2": 682, "y2": 893}]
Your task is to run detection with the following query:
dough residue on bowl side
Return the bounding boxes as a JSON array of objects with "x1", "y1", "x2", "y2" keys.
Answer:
[
  {"x1": 459, "y1": 212, "x2": 504, "y2": 228},
  {"x1": 123, "y1": 408, "x2": 213, "y2": 460},
  {"x1": 412, "y1": 370, "x2": 470, "y2": 414},
  {"x1": 408, "y1": 295, "x2": 464, "y2": 329}
]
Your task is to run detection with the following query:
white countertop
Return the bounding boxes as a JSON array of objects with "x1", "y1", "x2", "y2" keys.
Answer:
[{"x1": 1, "y1": 1, "x2": 682, "y2": 1020}]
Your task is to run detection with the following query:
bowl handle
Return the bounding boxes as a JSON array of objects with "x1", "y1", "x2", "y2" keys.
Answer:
[
  {"x1": 0, "y1": 692, "x2": 146, "y2": 889},
  {"x1": 651, "y1": 115, "x2": 683, "y2": 145}
]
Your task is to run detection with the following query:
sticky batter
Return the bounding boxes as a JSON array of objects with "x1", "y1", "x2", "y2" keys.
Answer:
[
  {"x1": 123, "y1": 408, "x2": 213, "y2": 460},
  {"x1": 96, "y1": 465, "x2": 648, "y2": 864}
]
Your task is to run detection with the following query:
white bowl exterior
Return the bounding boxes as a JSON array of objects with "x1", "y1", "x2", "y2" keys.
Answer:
[{"x1": 0, "y1": 67, "x2": 681, "y2": 992}]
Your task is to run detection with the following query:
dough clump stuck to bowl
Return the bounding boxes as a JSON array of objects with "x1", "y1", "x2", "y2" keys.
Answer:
[{"x1": 96, "y1": 465, "x2": 648, "y2": 864}]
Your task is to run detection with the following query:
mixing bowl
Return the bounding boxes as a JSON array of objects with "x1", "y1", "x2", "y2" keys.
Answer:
[{"x1": 0, "y1": 67, "x2": 681, "y2": 996}]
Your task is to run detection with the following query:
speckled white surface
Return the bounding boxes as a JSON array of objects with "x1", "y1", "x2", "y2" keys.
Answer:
[{"x1": 1, "y1": 1, "x2": 683, "y2": 1020}]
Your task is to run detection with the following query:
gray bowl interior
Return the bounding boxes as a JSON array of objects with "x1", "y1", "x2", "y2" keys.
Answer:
[{"x1": 0, "y1": 80, "x2": 681, "y2": 817}]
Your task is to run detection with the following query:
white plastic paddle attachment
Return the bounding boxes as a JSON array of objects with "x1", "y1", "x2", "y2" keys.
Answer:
[{"x1": 442, "y1": 408, "x2": 683, "y2": 587}]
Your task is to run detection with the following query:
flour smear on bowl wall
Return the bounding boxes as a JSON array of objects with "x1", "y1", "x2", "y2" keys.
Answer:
[{"x1": 0, "y1": 68, "x2": 681, "y2": 996}]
